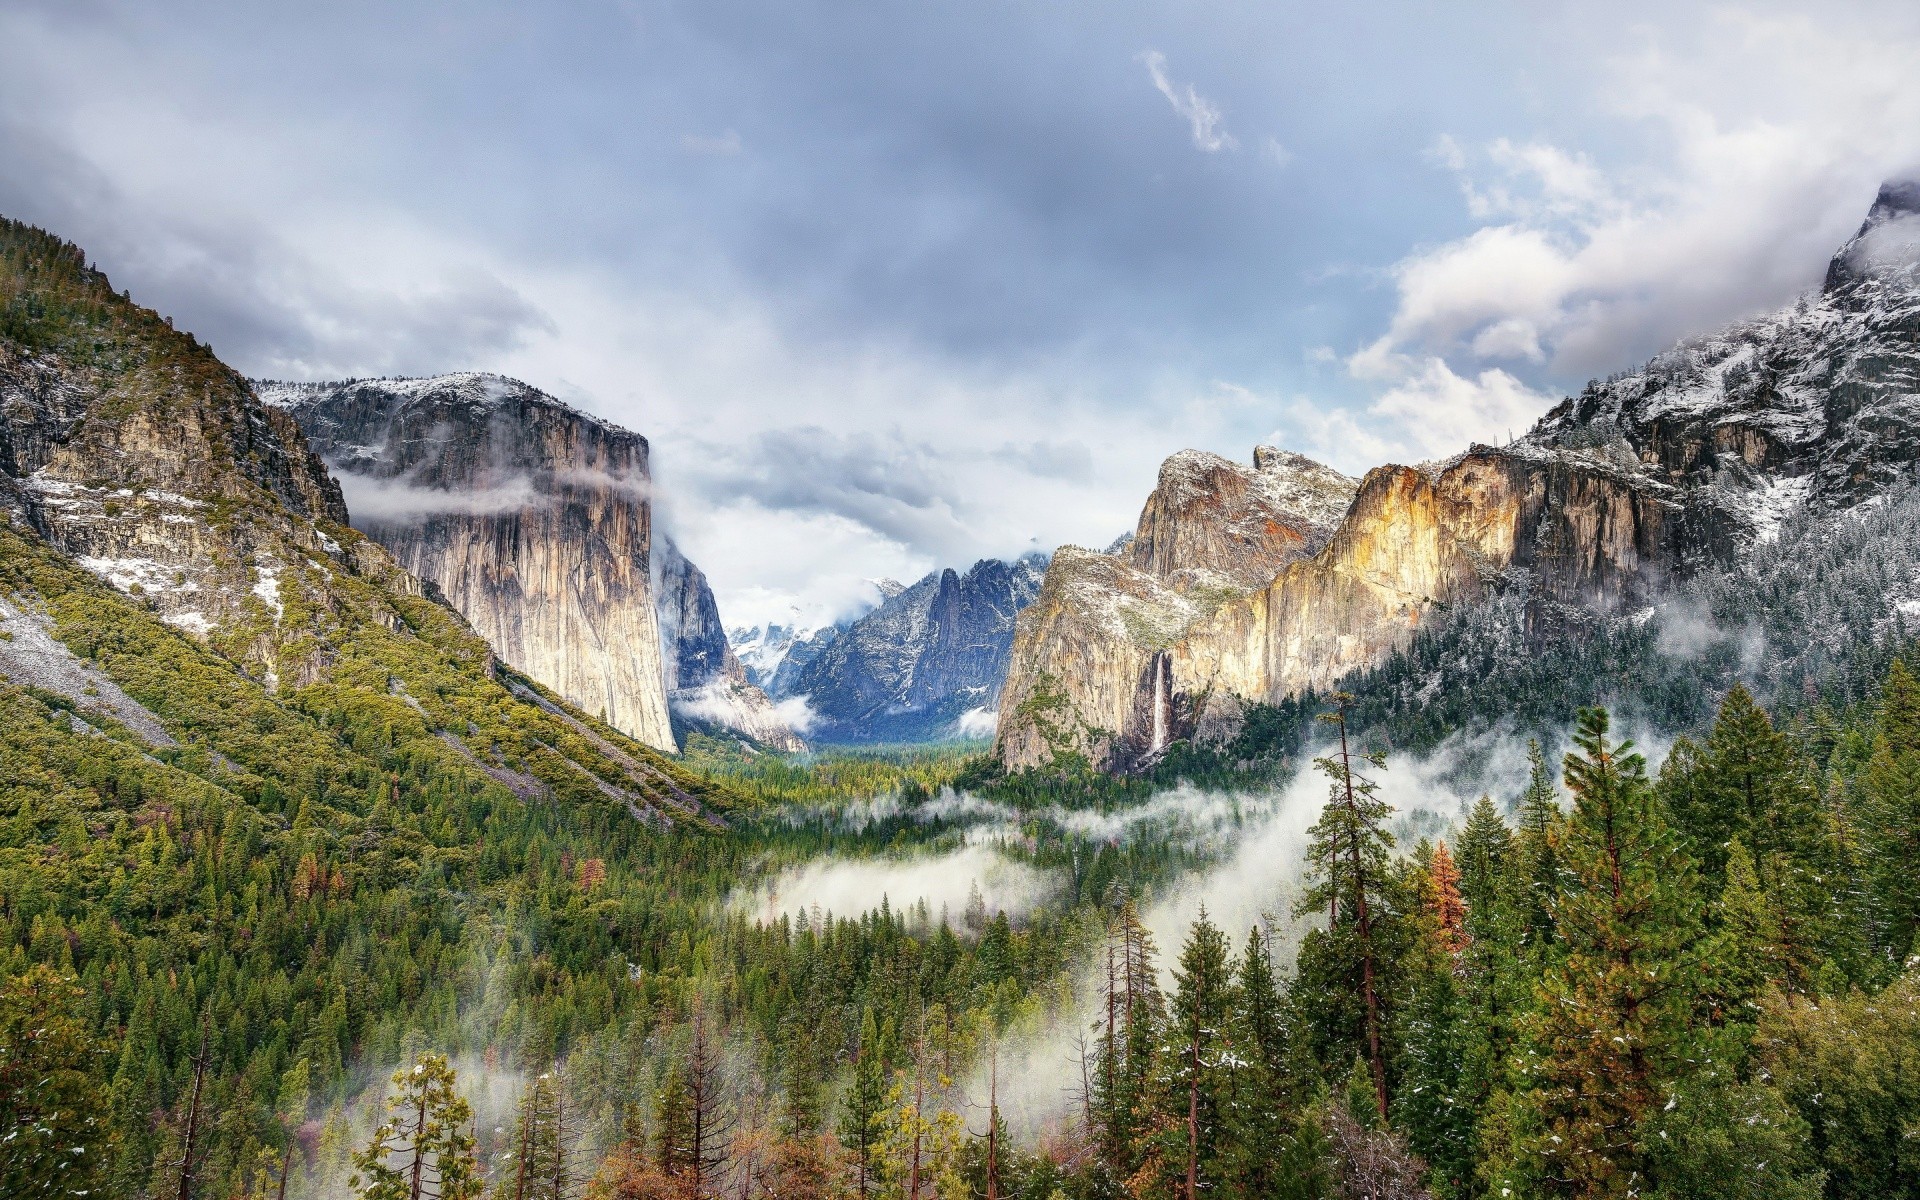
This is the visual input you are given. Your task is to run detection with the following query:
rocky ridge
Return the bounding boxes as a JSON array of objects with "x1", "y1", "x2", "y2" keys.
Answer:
[
  {"x1": 997, "y1": 181, "x2": 1920, "y2": 772},
  {"x1": 0, "y1": 216, "x2": 724, "y2": 821}
]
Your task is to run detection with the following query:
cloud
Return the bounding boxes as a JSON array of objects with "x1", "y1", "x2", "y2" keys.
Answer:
[
  {"x1": 334, "y1": 470, "x2": 541, "y2": 524},
  {"x1": 1371, "y1": 11, "x2": 1920, "y2": 382},
  {"x1": 734, "y1": 843, "x2": 1058, "y2": 927},
  {"x1": 954, "y1": 705, "x2": 998, "y2": 738},
  {"x1": 772, "y1": 694, "x2": 820, "y2": 734},
  {"x1": 1139, "y1": 50, "x2": 1237, "y2": 153}
]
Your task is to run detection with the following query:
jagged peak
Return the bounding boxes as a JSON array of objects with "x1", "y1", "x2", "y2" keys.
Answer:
[{"x1": 1825, "y1": 177, "x2": 1920, "y2": 292}]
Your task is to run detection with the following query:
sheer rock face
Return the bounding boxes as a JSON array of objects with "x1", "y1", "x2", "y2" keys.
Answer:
[
  {"x1": 262, "y1": 373, "x2": 678, "y2": 752},
  {"x1": 1129, "y1": 447, "x2": 1358, "y2": 589},
  {"x1": 654, "y1": 534, "x2": 805, "y2": 752},
  {"x1": 998, "y1": 181, "x2": 1920, "y2": 772},
  {"x1": 778, "y1": 554, "x2": 1047, "y2": 743}
]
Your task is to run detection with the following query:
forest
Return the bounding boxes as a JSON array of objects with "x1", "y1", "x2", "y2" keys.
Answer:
[{"x1": 7, "y1": 607, "x2": 1920, "y2": 1199}]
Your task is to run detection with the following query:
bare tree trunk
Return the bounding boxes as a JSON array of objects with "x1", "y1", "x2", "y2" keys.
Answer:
[
  {"x1": 175, "y1": 1022, "x2": 210, "y2": 1200},
  {"x1": 986, "y1": 1041, "x2": 1000, "y2": 1200}
]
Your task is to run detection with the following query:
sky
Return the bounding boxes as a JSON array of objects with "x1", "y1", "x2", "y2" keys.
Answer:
[{"x1": 3, "y1": 1, "x2": 1918, "y2": 629}]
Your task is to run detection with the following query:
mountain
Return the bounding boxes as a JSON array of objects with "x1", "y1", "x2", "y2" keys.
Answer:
[
  {"x1": 0, "y1": 216, "x2": 730, "y2": 822},
  {"x1": 774, "y1": 553, "x2": 1048, "y2": 742},
  {"x1": 654, "y1": 533, "x2": 806, "y2": 752},
  {"x1": 997, "y1": 180, "x2": 1920, "y2": 772},
  {"x1": 259, "y1": 373, "x2": 680, "y2": 751}
]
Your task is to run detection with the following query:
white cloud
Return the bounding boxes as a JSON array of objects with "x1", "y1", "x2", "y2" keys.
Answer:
[
  {"x1": 1373, "y1": 10, "x2": 1920, "y2": 382},
  {"x1": 734, "y1": 843, "x2": 1057, "y2": 927},
  {"x1": 1139, "y1": 50, "x2": 1237, "y2": 153},
  {"x1": 954, "y1": 705, "x2": 998, "y2": 738},
  {"x1": 335, "y1": 471, "x2": 542, "y2": 523}
]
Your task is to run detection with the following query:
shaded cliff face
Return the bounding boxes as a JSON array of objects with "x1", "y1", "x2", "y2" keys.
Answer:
[
  {"x1": 262, "y1": 373, "x2": 678, "y2": 751},
  {"x1": 998, "y1": 182, "x2": 1920, "y2": 772},
  {"x1": 654, "y1": 534, "x2": 805, "y2": 752},
  {"x1": 779, "y1": 554, "x2": 1047, "y2": 742},
  {"x1": 1129, "y1": 447, "x2": 1357, "y2": 589}
]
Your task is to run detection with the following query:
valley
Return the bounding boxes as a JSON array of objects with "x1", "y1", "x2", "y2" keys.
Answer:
[{"x1": 4, "y1": 179, "x2": 1920, "y2": 1200}]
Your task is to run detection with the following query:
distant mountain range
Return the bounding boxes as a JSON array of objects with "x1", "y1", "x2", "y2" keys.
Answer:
[{"x1": 741, "y1": 554, "x2": 1048, "y2": 743}]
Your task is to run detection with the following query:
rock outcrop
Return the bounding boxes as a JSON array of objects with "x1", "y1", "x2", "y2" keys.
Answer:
[
  {"x1": 262, "y1": 374, "x2": 679, "y2": 751},
  {"x1": 997, "y1": 180, "x2": 1920, "y2": 772},
  {"x1": 654, "y1": 534, "x2": 805, "y2": 752},
  {"x1": 776, "y1": 554, "x2": 1047, "y2": 742}
]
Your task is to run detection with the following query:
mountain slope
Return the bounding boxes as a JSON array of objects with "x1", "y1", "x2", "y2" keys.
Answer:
[
  {"x1": 997, "y1": 181, "x2": 1920, "y2": 772},
  {"x1": 0, "y1": 217, "x2": 730, "y2": 820},
  {"x1": 777, "y1": 554, "x2": 1047, "y2": 742}
]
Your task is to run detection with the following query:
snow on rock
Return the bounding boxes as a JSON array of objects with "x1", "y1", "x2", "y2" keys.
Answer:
[{"x1": 0, "y1": 595, "x2": 176, "y2": 746}]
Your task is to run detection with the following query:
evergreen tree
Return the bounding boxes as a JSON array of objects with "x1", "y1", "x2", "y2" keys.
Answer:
[
  {"x1": 1147, "y1": 909, "x2": 1234, "y2": 1200},
  {"x1": 1514, "y1": 738, "x2": 1563, "y2": 949},
  {"x1": 351, "y1": 1053, "x2": 480, "y2": 1200},
  {"x1": 1227, "y1": 926, "x2": 1291, "y2": 1200},
  {"x1": 0, "y1": 966, "x2": 112, "y2": 1200},
  {"x1": 840, "y1": 1010, "x2": 889, "y2": 1198},
  {"x1": 1860, "y1": 658, "x2": 1920, "y2": 960},
  {"x1": 1296, "y1": 695, "x2": 1395, "y2": 1119},
  {"x1": 1500, "y1": 709, "x2": 1704, "y2": 1199},
  {"x1": 1455, "y1": 795, "x2": 1514, "y2": 921}
]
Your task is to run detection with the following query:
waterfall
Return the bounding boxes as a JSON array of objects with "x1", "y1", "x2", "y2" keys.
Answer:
[{"x1": 1149, "y1": 653, "x2": 1169, "y2": 753}]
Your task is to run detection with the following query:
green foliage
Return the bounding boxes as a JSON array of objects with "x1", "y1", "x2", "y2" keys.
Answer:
[
  {"x1": 0, "y1": 966, "x2": 113, "y2": 1199},
  {"x1": 352, "y1": 1052, "x2": 479, "y2": 1200}
]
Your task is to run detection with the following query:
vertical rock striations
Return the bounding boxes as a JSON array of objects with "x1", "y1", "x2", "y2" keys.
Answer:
[{"x1": 261, "y1": 374, "x2": 678, "y2": 751}]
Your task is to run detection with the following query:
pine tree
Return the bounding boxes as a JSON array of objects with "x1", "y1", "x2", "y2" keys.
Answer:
[
  {"x1": 1456, "y1": 795, "x2": 1514, "y2": 922},
  {"x1": 1860, "y1": 658, "x2": 1920, "y2": 960},
  {"x1": 1227, "y1": 927, "x2": 1291, "y2": 1200},
  {"x1": 1296, "y1": 695, "x2": 1394, "y2": 1119},
  {"x1": 1161, "y1": 910, "x2": 1233, "y2": 1200},
  {"x1": 1664, "y1": 684, "x2": 1823, "y2": 883},
  {"x1": 840, "y1": 1010, "x2": 888, "y2": 1198},
  {"x1": 351, "y1": 1053, "x2": 480, "y2": 1200},
  {"x1": 1515, "y1": 738, "x2": 1562, "y2": 949},
  {"x1": 1503, "y1": 708, "x2": 1704, "y2": 1199}
]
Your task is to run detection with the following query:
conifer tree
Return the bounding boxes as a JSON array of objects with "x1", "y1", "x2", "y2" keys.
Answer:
[
  {"x1": 1503, "y1": 708, "x2": 1704, "y2": 1199},
  {"x1": 1860, "y1": 658, "x2": 1920, "y2": 959},
  {"x1": 1456, "y1": 795, "x2": 1514, "y2": 921},
  {"x1": 1297, "y1": 695, "x2": 1394, "y2": 1119},
  {"x1": 351, "y1": 1053, "x2": 480, "y2": 1200},
  {"x1": 1514, "y1": 738, "x2": 1563, "y2": 948},
  {"x1": 840, "y1": 1010, "x2": 888, "y2": 1198},
  {"x1": 1227, "y1": 926, "x2": 1291, "y2": 1200},
  {"x1": 1153, "y1": 909, "x2": 1234, "y2": 1200}
]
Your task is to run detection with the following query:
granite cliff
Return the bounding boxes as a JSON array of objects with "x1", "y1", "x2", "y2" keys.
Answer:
[
  {"x1": 997, "y1": 180, "x2": 1920, "y2": 771},
  {"x1": 261, "y1": 374, "x2": 682, "y2": 750}
]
